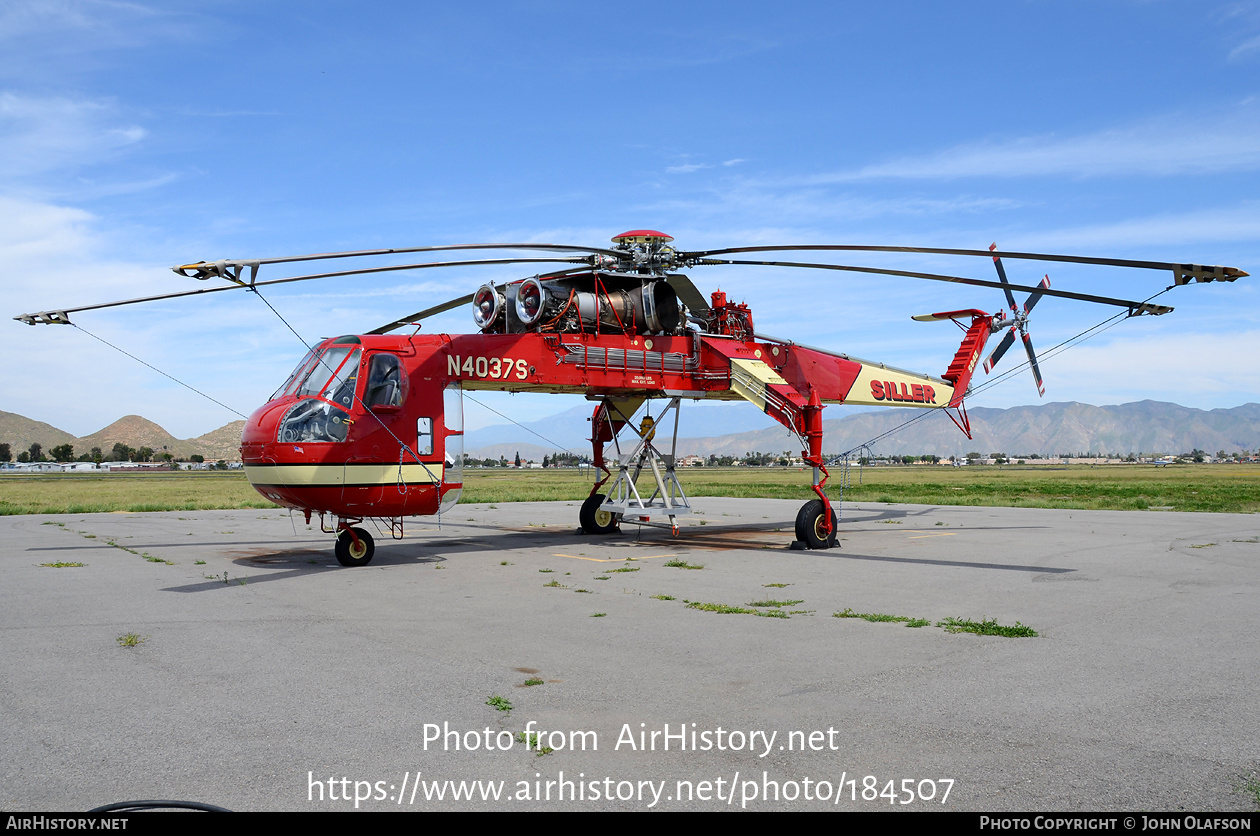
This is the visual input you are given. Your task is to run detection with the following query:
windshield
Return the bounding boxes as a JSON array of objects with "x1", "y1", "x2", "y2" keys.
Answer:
[
  {"x1": 297, "y1": 346, "x2": 358, "y2": 400},
  {"x1": 273, "y1": 345, "x2": 362, "y2": 402},
  {"x1": 273, "y1": 344, "x2": 362, "y2": 443},
  {"x1": 272, "y1": 347, "x2": 319, "y2": 400}
]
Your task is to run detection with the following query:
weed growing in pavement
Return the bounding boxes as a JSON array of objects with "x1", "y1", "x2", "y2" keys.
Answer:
[{"x1": 937, "y1": 617, "x2": 1038, "y2": 637}]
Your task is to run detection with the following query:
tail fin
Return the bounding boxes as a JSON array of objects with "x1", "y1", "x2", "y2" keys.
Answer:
[{"x1": 940, "y1": 313, "x2": 994, "y2": 407}]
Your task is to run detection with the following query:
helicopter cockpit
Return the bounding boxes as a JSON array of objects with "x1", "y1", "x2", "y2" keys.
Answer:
[{"x1": 273, "y1": 339, "x2": 361, "y2": 443}]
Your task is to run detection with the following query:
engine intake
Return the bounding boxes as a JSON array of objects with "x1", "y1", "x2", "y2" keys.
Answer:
[{"x1": 477, "y1": 275, "x2": 683, "y2": 335}]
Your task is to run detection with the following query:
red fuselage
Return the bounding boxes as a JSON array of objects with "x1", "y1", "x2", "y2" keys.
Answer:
[{"x1": 240, "y1": 327, "x2": 956, "y2": 522}]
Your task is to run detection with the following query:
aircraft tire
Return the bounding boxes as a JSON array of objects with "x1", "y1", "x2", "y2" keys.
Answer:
[
  {"x1": 794, "y1": 500, "x2": 838, "y2": 549},
  {"x1": 579, "y1": 493, "x2": 619, "y2": 535},
  {"x1": 335, "y1": 527, "x2": 375, "y2": 566}
]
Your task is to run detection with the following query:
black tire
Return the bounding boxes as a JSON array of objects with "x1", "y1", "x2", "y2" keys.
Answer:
[
  {"x1": 794, "y1": 500, "x2": 838, "y2": 549},
  {"x1": 579, "y1": 493, "x2": 619, "y2": 535},
  {"x1": 335, "y1": 527, "x2": 375, "y2": 566}
]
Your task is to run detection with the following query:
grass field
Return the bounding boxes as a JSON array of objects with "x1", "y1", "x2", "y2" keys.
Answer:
[
  {"x1": 0, "y1": 472, "x2": 274, "y2": 516},
  {"x1": 2, "y1": 464, "x2": 1258, "y2": 515}
]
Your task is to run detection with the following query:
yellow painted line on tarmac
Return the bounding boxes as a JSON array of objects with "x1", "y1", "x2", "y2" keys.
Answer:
[
  {"x1": 553, "y1": 553, "x2": 677, "y2": 562},
  {"x1": 905, "y1": 531, "x2": 957, "y2": 539}
]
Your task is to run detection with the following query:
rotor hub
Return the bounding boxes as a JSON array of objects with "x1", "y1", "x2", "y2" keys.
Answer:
[
  {"x1": 611, "y1": 230, "x2": 677, "y2": 271},
  {"x1": 611, "y1": 230, "x2": 673, "y2": 247}
]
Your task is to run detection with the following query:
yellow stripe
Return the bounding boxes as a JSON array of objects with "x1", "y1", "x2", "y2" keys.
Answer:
[
  {"x1": 731, "y1": 357, "x2": 788, "y2": 385},
  {"x1": 552, "y1": 554, "x2": 677, "y2": 562},
  {"x1": 728, "y1": 358, "x2": 786, "y2": 412},
  {"x1": 849, "y1": 363, "x2": 954, "y2": 408},
  {"x1": 246, "y1": 464, "x2": 344, "y2": 486},
  {"x1": 245, "y1": 462, "x2": 443, "y2": 487},
  {"x1": 344, "y1": 463, "x2": 443, "y2": 485}
]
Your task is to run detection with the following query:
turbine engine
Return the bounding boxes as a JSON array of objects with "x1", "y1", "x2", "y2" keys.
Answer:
[{"x1": 473, "y1": 274, "x2": 683, "y2": 336}]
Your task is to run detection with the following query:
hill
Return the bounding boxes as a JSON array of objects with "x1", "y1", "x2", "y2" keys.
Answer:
[
  {"x1": 191, "y1": 421, "x2": 248, "y2": 461},
  {"x1": 465, "y1": 401, "x2": 1260, "y2": 460},
  {"x1": 0, "y1": 411, "x2": 79, "y2": 455},
  {"x1": 0, "y1": 412, "x2": 243, "y2": 462},
  {"x1": 668, "y1": 401, "x2": 1260, "y2": 459},
  {"x1": 4, "y1": 401, "x2": 1257, "y2": 465},
  {"x1": 79, "y1": 415, "x2": 187, "y2": 457}
]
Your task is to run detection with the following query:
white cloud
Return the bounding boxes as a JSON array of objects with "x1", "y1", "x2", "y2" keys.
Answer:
[
  {"x1": 647, "y1": 187, "x2": 1020, "y2": 224},
  {"x1": 0, "y1": 196, "x2": 275, "y2": 437},
  {"x1": 1229, "y1": 32, "x2": 1260, "y2": 59},
  {"x1": 1015, "y1": 203, "x2": 1260, "y2": 251},
  {"x1": 811, "y1": 110, "x2": 1260, "y2": 181},
  {"x1": 0, "y1": 93, "x2": 147, "y2": 181},
  {"x1": 1018, "y1": 331, "x2": 1260, "y2": 410},
  {"x1": 0, "y1": 0, "x2": 202, "y2": 60},
  {"x1": 666, "y1": 162, "x2": 711, "y2": 174}
]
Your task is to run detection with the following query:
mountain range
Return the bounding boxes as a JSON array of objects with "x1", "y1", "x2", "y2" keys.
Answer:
[
  {"x1": 0, "y1": 412, "x2": 246, "y2": 462},
  {"x1": 4, "y1": 401, "x2": 1258, "y2": 463},
  {"x1": 460, "y1": 401, "x2": 1260, "y2": 460}
]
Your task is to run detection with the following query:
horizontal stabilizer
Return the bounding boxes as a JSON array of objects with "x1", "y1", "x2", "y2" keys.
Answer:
[{"x1": 912, "y1": 308, "x2": 989, "y2": 322}]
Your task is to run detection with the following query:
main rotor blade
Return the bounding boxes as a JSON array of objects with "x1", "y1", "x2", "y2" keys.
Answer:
[
  {"x1": 369, "y1": 294, "x2": 477, "y2": 335},
  {"x1": 665, "y1": 273, "x2": 711, "y2": 314},
  {"x1": 1023, "y1": 331, "x2": 1045, "y2": 396},
  {"x1": 696, "y1": 258, "x2": 1174, "y2": 314},
  {"x1": 682, "y1": 244, "x2": 1248, "y2": 285},
  {"x1": 173, "y1": 242, "x2": 621, "y2": 280},
  {"x1": 15, "y1": 256, "x2": 587, "y2": 325},
  {"x1": 369, "y1": 262, "x2": 677, "y2": 334}
]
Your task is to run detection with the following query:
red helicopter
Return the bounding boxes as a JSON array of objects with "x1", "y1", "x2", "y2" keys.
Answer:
[{"x1": 16, "y1": 231, "x2": 1246, "y2": 565}]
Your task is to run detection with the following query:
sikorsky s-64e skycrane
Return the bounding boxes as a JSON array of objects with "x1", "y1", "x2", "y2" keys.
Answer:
[{"x1": 17, "y1": 231, "x2": 1246, "y2": 565}]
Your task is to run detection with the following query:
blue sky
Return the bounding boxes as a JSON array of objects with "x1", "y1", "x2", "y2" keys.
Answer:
[{"x1": 3, "y1": 1, "x2": 1258, "y2": 440}]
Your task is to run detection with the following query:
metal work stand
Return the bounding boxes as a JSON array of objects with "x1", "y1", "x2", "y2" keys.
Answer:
[{"x1": 598, "y1": 397, "x2": 692, "y2": 534}]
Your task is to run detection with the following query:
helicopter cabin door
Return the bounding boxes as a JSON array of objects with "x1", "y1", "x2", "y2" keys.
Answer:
[
  {"x1": 339, "y1": 351, "x2": 420, "y2": 515},
  {"x1": 439, "y1": 383, "x2": 463, "y2": 511}
]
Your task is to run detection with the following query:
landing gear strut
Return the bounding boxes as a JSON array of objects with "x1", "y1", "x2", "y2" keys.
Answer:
[{"x1": 795, "y1": 389, "x2": 838, "y2": 549}]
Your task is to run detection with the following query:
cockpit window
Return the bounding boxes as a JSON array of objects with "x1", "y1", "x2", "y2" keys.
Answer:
[
  {"x1": 272, "y1": 347, "x2": 319, "y2": 401},
  {"x1": 296, "y1": 346, "x2": 359, "y2": 400},
  {"x1": 364, "y1": 353, "x2": 405, "y2": 408},
  {"x1": 275, "y1": 345, "x2": 362, "y2": 444}
]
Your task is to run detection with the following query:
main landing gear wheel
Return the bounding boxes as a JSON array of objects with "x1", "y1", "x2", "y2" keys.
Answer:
[
  {"x1": 579, "y1": 493, "x2": 619, "y2": 535},
  {"x1": 795, "y1": 500, "x2": 838, "y2": 550},
  {"x1": 335, "y1": 527, "x2": 375, "y2": 567}
]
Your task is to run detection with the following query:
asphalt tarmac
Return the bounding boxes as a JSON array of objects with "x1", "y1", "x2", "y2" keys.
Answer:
[{"x1": 2, "y1": 499, "x2": 1257, "y2": 812}]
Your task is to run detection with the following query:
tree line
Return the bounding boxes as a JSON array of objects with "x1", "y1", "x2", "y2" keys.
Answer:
[{"x1": 0, "y1": 442, "x2": 211, "y2": 466}]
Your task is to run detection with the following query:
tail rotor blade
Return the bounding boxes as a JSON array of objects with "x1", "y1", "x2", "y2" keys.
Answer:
[
  {"x1": 990, "y1": 243, "x2": 1018, "y2": 312},
  {"x1": 1022, "y1": 331, "x2": 1046, "y2": 396},
  {"x1": 1024, "y1": 275, "x2": 1051, "y2": 315},
  {"x1": 984, "y1": 328, "x2": 1016, "y2": 373}
]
